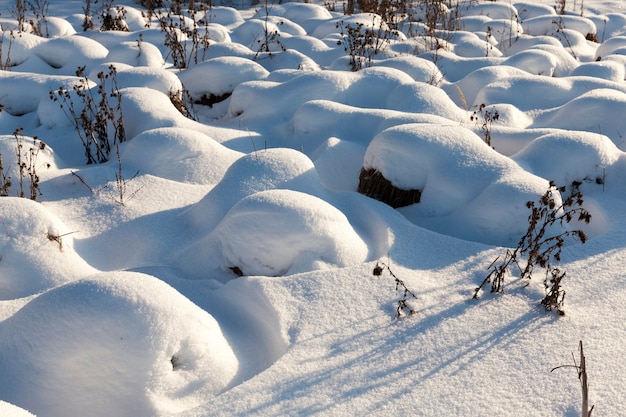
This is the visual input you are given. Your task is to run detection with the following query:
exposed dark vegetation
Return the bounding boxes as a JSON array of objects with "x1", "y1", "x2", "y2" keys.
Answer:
[{"x1": 358, "y1": 168, "x2": 421, "y2": 208}]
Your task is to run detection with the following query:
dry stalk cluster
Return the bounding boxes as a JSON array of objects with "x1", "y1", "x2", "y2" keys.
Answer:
[
  {"x1": 157, "y1": 2, "x2": 212, "y2": 69},
  {"x1": 337, "y1": 18, "x2": 396, "y2": 71},
  {"x1": 0, "y1": 127, "x2": 49, "y2": 201},
  {"x1": 50, "y1": 65, "x2": 126, "y2": 165},
  {"x1": 470, "y1": 103, "x2": 500, "y2": 147},
  {"x1": 254, "y1": 1, "x2": 286, "y2": 59},
  {"x1": 473, "y1": 182, "x2": 591, "y2": 315},
  {"x1": 82, "y1": 0, "x2": 129, "y2": 32}
]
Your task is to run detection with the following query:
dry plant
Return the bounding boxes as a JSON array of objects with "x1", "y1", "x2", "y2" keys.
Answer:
[
  {"x1": 0, "y1": 31, "x2": 15, "y2": 70},
  {"x1": 82, "y1": 0, "x2": 94, "y2": 30},
  {"x1": 0, "y1": 127, "x2": 48, "y2": 200},
  {"x1": 26, "y1": 0, "x2": 50, "y2": 37},
  {"x1": 373, "y1": 260, "x2": 418, "y2": 317},
  {"x1": 168, "y1": 85, "x2": 198, "y2": 120},
  {"x1": 13, "y1": 127, "x2": 48, "y2": 200},
  {"x1": 100, "y1": 3, "x2": 129, "y2": 32},
  {"x1": 69, "y1": 136, "x2": 143, "y2": 207},
  {"x1": 157, "y1": 2, "x2": 212, "y2": 69},
  {"x1": 80, "y1": 0, "x2": 129, "y2": 31},
  {"x1": 473, "y1": 182, "x2": 591, "y2": 315},
  {"x1": 254, "y1": 0, "x2": 286, "y2": 59},
  {"x1": 111, "y1": 142, "x2": 142, "y2": 206},
  {"x1": 470, "y1": 103, "x2": 500, "y2": 147},
  {"x1": 337, "y1": 17, "x2": 396, "y2": 71},
  {"x1": 551, "y1": 340, "x2": 595, "y2": 417},
  {"x1": 0, "y1": 147, "x2": 11, "y2": 197},
  {"x1": 10, "y1": 0, "x2": 27, "y2": 32},
  {"x1": 46, "y1": 227, "x2": 78, "y2": 252},
  {"x1": 50, "y1": 65, "x2": 126, "y2": 164},
  {"x1": 70, "y1": 150, "x2": 143, "y2": 206},
  {"x1": 553, "y1": 17, "x2": 578, "y2": 60}
]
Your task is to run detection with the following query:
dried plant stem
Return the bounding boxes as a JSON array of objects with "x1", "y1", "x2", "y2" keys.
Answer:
[{"x1": 551, "y1": 340, "x2": 595, "y2": 417}]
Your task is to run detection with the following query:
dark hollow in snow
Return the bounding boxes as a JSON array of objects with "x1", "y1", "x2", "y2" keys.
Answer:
[{"x1": 357, "y1": 168, "x2": 421, "y2": 208}]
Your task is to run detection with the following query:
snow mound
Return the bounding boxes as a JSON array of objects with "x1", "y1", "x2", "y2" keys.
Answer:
[
  {"x1": 228, "y1": 67, "x2": 412, "y2": 121},
  {"x1": 184, "y1": 189, "x2": 369, "y2": 277},
  {"x1": 121, "y1": 127, "x2": 242, "y2": 185},
  {"x1": 0, "y1": 72, "x2": 79, "y2": 116},
  {"x1": 363, "y1": 124, "x2": 551, "y2": 244},
  {"x1": 513, "y1": 130, "x2": 621, "y2": 186},
  {"x1": 101, "y1": 65, "x2": 182, "y2": 95},
  {"x1": 0, "y1": 32, "x2": 44, "y2": 68},
  {"x1": 105, "y1": 40, "x2": 165, "y2": 67},
  {"x1": 569, "y1": 60, "x2": 626, "y2": 82},
  {"x1": 178, "y1": 56, "x2": 270, "y2": 102},
  {"x1": 182, "y1": 148, "x2": 323, "y2": 235},
  {"x1": 0, "y1": 198, "x2": 96, "y2": 299},
  {"x1": 0, "y1": 271, "x2": 238, "y2": 417},
  {"x1": 533, "y1": 88, "x2": 626, "y2": 148},
  {"x1": 385, "y1": 82, "x2": 466, "y2": 122},
  {"x1": 373, "y1": 55, "x2": 444, "y2": 84},
  {"x1": 31, "y1": 36, "x2": 108, "y2": 72},
  {"x1": 291, "y1": 99, "x2": 456, "y2": 153},
  {"x1": 501, "y1": 49, "x2": 558, "y2": 76}
]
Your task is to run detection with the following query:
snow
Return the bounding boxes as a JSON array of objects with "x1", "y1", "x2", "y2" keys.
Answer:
[
  {"x1": 0, "y1": 272, "x2": 238, "y2": 417},
  {"x1": 1, "y1": 0, "x2": 626, "y2": 416}
]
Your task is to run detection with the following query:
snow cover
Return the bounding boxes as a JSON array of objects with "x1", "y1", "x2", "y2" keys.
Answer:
[{"x1": 1, "y1": 0, "x2": 626, "y2": 416}]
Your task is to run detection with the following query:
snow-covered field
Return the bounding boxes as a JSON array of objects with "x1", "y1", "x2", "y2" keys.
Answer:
[{"x1": 1, "y1": 0, "x2": 626, "y2": 415}]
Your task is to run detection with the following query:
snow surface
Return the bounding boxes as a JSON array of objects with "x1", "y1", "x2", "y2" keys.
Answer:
[{"x1": 1, "y1": 0, "x2": 626, "y2": 416}]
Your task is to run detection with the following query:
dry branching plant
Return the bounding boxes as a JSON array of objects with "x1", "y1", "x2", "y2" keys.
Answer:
[
  {"x1": 373, "y1": 260, "x2": 418, "y2": 317},
  {"x1": 13, "y1": 127, "x2": 48, "y2": 200},
  {"x1": 470, "y1": 103, "x2": 500, "y2": 147},
  {"x1": 0, "y1": 31, "x2": 16, "y2": 70},
  {"x1": 254, "y1": 0, "x2": 286, "y2": 59},
  {"x1": 473, "y1": 182, "x2": 591, "y2": 315},
  {"x1": 337, "y1": 17, "x2": 396, "y2": 71},
  {"x1": 157, "y1": 2, "x2": 212, "y2": 69},
  {"x1": 50, "y1": 65, "x2": 126, "y2": 164},
  {"x1": 0, "y1": 128, "x2": 48, "y2": 200}
]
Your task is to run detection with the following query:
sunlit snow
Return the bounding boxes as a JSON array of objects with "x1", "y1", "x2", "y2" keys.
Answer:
[{"x1": 1, "y1": 0, "x2": 626, "y2": 416}]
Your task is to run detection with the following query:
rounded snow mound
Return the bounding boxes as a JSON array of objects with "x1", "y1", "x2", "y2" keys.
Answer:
[
  {"x1": 363, "y1": 124, "x2": 511, "y2": 213},
  {"x1": 0, "y1": 32, "x2": 44, "y2": 68},
  {"x1": 512, "y1": 131, "x2": 621, "y2": 185},
  {"x1": 0, "y1": 197, "x2": 96, "y2": 299},
  {"x1": 182, "y1": 148, "x2": 323, "y2": 234},
  {"x1": 89, "y1": 65, "x2": 182, "y2": 95},
  {"x1": 105, "y1": 40, "x2": 165, "y2": 67},
  {"x1": 121, "y1": 127, "x2": 241, "y2": 185},
  {"x1": 533, "y1": 88, "x2": 626, "y2": 148},
  {"x1": 373, "y1": 55, "x2": 444, "y2": 84},
  {"x1": 185, "y1": 189, "x2": 369, "y2": 278},
  {"x1": 0, "y1": 271, "x2": 238, "y2": 417},
  {"x1": 40, "y1": 17, "x2": 77, "y2": 37},
  {"x1": 385, "y1": 82, "x2": 466, "y2": 122},
  {"x1": 363, "y1": 124, "x2": 551, "y2": 244},
  {"x1": 31, "y1": 36, "x2": 108, "y2": 71},
  {"x1": 178, "y1": 56, "x2": 270, "y2": 102}
]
